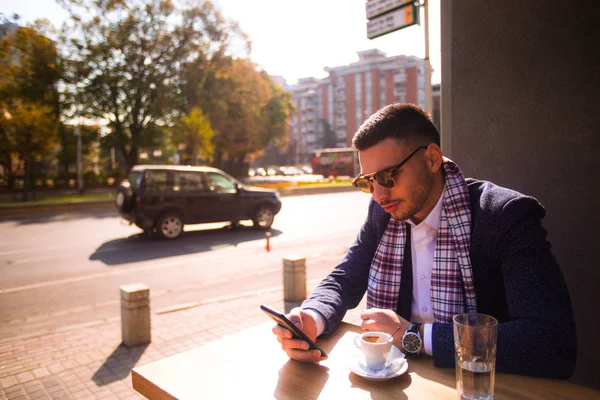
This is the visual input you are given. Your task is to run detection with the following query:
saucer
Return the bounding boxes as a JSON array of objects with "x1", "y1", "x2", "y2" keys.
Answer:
[{"x1": 349, "y1": 345, "x2": 408, "y2": 381}]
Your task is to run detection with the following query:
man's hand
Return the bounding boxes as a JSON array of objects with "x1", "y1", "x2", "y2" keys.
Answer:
[
  {"x1": 360, "y1": 308, "x2": 409, "y2": 350},
  {"x1": 271, "y1": 307, "x2": 327, "y2": 362}
]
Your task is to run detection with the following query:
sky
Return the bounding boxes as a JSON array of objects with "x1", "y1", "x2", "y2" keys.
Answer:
[{"x1": 0, "y1": 0, "x2": 441, "y2": 85}]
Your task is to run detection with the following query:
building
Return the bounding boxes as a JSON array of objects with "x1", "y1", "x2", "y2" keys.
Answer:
[
  {"x1": 0, "y1": 21, "x2": 18, "y2": 39},
  {"x1": 287, "y1": 49, "x2": 431, "y2": 162}
]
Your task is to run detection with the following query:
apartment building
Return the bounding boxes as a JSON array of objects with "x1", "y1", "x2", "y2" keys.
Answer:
[
  {"x1": 0, "y1": 21, "x2": 18, "y2": 39},
  {"x1": 287, "y1": 49, "x2": 430, "y2": 162}
]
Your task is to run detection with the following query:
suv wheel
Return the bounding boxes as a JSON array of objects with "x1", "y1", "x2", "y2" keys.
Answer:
[
  {"x1": 156, "y1": 212, "x2": 184, "y2": 239},
  {"x1": 252, "y1": 205, "x2": 274, "y2": 229}
]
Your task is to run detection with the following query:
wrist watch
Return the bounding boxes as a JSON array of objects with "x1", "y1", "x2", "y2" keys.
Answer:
[{"x1": 401, "y1": 322, "x2": 423, "y2": 355}]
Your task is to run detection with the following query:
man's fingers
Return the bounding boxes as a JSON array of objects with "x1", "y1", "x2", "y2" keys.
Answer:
[
  {"x1": 272, "y1": 324, "x2": 293, "y2": 338},
  {"x1": 278, "y1": 337, "x2": 311, "y2": 350},
  {"x1": 361, "y1": 319, "x2": 379, "y2": 332},
  {"x1": 285, "y1": 348, "x2": 326, "y2": 362},
  {"x1": 360, "y1": 308, "x2": 381, "y2": 320}
]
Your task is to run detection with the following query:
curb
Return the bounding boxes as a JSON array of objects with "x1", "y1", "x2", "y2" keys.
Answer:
[{"x1": 0, "y1": 185, "x2": 357, "y2": 218}]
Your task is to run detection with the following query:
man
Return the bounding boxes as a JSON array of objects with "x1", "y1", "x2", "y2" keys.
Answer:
[{"x1": 272, "y1": 103, "x2": 576, "y2": 379}]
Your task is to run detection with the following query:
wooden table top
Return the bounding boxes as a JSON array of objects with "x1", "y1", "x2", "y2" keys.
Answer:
[{"x1": 132, "y1": 322, "x2": 599, "y2": 399}]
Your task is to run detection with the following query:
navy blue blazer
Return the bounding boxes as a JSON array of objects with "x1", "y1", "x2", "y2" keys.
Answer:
[{"x1": 303, "y1": 179, "x2": 576, "y2": 379}]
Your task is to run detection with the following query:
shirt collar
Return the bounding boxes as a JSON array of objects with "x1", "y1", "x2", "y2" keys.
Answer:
[{"x1": 408, "y1": 186, "x2": 445, "y2": 232}]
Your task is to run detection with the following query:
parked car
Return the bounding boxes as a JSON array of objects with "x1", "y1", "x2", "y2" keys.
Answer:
[{"x1": 115, "y1": 165, "x2": 282, "y2": 239}]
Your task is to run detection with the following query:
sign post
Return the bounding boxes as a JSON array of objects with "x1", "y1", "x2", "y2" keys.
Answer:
[
  {"x1": 365, "y1": 0, "x2": 433, "y2": 115},
  {"x1": 366, "y1": 3, "x2": 418, "y2": 40}
]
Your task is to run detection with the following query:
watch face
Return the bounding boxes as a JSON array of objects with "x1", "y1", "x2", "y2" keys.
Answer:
[{"x1": 403, "y1": 333, "x2": 421, "y2": 353}]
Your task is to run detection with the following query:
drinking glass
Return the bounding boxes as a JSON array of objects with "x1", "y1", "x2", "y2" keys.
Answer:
[{"x1": 453, "y1": 313, "x2": 498, "y2": 400}]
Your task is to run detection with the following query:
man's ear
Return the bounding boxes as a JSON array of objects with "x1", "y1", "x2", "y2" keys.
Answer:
[{"x1": 426, "y1": 144, "x2": 443, "y2": 172}]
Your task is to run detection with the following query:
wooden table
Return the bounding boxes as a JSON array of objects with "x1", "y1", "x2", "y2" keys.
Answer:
[{"x1": 132, "y1": 322, "x2": 598, "y2": 399}]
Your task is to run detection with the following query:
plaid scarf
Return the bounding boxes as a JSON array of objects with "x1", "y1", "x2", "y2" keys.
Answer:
[{"x1": 366, "y1": 158, "x2": 477, "y2": 323}]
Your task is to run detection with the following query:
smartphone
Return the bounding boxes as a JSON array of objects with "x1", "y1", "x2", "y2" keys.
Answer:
[{"x1": 260, "y1": 304, "x2": 327, "y2": 357}]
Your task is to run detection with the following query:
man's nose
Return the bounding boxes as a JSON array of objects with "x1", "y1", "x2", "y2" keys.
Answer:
[{"x1": 371, "y1": 181, "x2": 390, "y2": 203}]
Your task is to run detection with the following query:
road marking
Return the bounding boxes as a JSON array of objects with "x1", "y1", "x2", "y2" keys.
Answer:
[
  {"x1": 0, "y1": 231, "x2": 354, "y2": 294},
  {"x1": 0, "y1": 250, "x2": 244, "y2": 294},
  {"x1": 0, "y1": 244, "x2": 76, "y2": 257}
]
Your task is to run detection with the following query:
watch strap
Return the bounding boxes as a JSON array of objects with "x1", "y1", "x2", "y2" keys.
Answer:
[{"x1": 407, "y1": 322, "x2": 422, "y2": 334}]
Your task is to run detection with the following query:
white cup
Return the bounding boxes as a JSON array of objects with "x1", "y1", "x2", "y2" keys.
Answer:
[{"x1": 353, "y1": 331, "x2": 392, "y2": 370}]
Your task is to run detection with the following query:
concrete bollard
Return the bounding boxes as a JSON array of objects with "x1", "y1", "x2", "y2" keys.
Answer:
[
  {"x1": 283, "y1": 256, "x2": 307, "y2": 312},
  {"x1": 120, "y1": 283, "x2": 151, "y2": 347}
]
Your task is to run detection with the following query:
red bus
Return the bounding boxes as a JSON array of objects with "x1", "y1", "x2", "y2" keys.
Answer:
[{"x1": 310, "y1": 147, "x2": 360, "y2": 178}]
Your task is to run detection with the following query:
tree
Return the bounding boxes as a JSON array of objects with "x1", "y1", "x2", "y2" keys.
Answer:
[
  {"x1": 171, "y1": 107, "x2": 214, "y2": 165},
  {"x1": 58, "y1": 0, "x2": 246, "y2": 171},
  {"x1": 319, "y1": 118, "x2": 337, "y2": 148},
  {"x1": 57, "y1": 124, "x2": 100, "y2": 178},
  {"x1": 1, "y1": 102, "x2": 59, "y2": 200},
  {"x1": 190, "y1": 58, "x2": 294, "y2": 177},
  {"x1": 0, "y1": 25, "x2": 61, "y2": 197}
]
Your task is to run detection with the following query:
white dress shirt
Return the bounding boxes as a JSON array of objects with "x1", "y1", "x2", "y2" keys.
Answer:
[
  {"x1": 307, "y1": 189, "x2": 445, "y2": 357},
  {"x1": 406, "y1": 189, "x2": 445, "y2": 356}
]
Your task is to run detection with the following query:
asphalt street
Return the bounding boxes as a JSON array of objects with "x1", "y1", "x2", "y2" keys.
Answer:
[{"x1": 0, "y1": 191, "x2": 371, "y2": 340}]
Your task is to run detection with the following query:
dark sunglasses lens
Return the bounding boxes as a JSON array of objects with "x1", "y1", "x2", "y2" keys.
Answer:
[
  {"x1": 355, "y1": 178, "x2": 373, "y2": 193},
  {"x1": 374, "y1": 171, "x2": 394, "y2": 188}
]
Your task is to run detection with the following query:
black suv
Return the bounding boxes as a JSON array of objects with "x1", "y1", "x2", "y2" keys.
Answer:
[{"x1": 115, "y1": 165, "x2": 282, "y2": 239}]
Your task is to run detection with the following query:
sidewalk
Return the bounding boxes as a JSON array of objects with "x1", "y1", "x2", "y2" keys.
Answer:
[{"x1": 0, "y1": 280, "x2": 366, "y2": 399}]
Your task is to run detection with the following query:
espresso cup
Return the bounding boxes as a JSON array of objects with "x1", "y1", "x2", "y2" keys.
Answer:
[{"x1": 353, "y1": 331, "x2": 392, "y2": 370}]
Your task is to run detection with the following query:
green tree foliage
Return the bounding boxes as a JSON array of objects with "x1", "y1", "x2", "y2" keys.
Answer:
[
  {"x1": 58, "y1": 0, "x2": 245, "y2": 170},
  {"x1": 1, "y1": 102, "x2": 59, "y2": 199},
  {"x1": 189, "y1": 58, "x2": 294, "y2": 176},
  {"x1": 171, "y1": 107, "x2": 214, "y2": 165},
  {"x1": 0, "y1": 25, "x2": 60, "y2": 196},
  {"x1": 57, "y1": 124, "x2": 100, "y2": 177}
]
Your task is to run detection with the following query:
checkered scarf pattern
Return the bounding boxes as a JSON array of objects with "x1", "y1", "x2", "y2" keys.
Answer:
[{"x1": 366, "y1": 158, "x2": 478, "y2": 323}]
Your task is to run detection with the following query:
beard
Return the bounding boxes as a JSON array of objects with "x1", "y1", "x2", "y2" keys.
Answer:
[{"x1": 389, "y1": 168, "x2": 433, "y2": 222}]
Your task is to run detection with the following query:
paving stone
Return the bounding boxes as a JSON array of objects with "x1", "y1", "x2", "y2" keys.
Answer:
[
  {"x1": 5, "y1": 394, "x2": 27, "y2": 400},
  {"x1": 32, "y1": 367, "x2": 50, "y2": 379},
  {"x1": 14, "y1": 372, "x2": 34, "y2": 384},
  {"x1": 46, "y1": 363, "x2": 64, "y2": 375},
  {"x1": 27, "y1": 389, "x2": 50, "y2": 400},
  {"x1": 0, "y1": 377, "x2": 17, "y2": 390},
  {"x1": 23, "y1": 380, "x2": 44, "y2": 392}
]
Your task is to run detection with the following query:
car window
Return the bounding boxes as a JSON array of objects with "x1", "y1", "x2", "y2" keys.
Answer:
[
  {"x1": 128, "y1": 171, "x2": 143, "y2": 191},
  {"x1": 173, "y1": 171, "x2": 207, "y2": 192},
  {"x1": 206, "y1": 172, "x2": 237, "y2": 194},
  {"x1": 144, "y1": 170, "x2": 169, "y2": 193}
]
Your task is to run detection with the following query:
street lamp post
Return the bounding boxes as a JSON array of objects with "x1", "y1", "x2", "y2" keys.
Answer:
[
  {"x1": 75, "y1": 118, "x2": 83, "y2": 194},
  {"x1": 423, "y1": 0, "x2": 433, "y2": 115}
]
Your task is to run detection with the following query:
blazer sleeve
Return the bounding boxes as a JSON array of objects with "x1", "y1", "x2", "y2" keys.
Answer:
[
  {"x1": 431, "y1": 196, "x2": 577, "y2": 379},
  {"x1": 302, "y1": 198, "x2": 384, "y2": 336}
]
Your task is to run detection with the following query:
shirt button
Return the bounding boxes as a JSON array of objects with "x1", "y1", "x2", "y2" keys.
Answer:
[
  {"x1": 420, "y1": 275, "x2": 427, "y2": 281},
  {"x1": 416, "y1": 244, "x2": 423, "y2": 250},
  {"x1": 422, "y1": 307, "x2": 428, "y2": 312}
]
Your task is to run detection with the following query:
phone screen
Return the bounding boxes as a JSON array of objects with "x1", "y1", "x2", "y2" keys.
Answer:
[{"x1": 260, "y1": 304, "x2": 327, "y2": 357}]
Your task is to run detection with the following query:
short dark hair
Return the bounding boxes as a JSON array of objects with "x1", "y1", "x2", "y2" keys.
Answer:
[{"x1": 352, "y1": 103, "x2": 440, "y2": 150}]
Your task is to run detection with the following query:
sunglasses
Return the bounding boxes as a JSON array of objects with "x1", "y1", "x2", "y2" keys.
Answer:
[{"x1": 352, "y1": 145, "x2": 428, "y2": 193}]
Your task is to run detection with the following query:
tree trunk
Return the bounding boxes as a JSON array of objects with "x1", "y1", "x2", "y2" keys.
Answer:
[{"x1": 22, "y1": 156, "x2": 34, "y2": 202}]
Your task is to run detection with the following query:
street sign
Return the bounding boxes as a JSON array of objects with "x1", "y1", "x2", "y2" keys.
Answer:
[
  {"x1": 366, "y1": 0, "x2": 413, "y2": 20},
  {"x1": 367, "y1": 3, "x2": 418, "y2": 40}
]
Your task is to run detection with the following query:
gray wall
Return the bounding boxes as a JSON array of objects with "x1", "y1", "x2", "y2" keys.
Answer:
[{"x1": 441, "y1": 0, "x2": 599, "y2": 389}]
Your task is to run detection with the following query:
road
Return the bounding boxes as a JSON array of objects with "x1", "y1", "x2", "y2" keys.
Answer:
[{"x1": 0, "y1": 192, "x2": 371, "y2": 340}]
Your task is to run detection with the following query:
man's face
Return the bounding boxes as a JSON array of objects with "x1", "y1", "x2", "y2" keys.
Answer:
[{"x1": 358, "y1": 138, "x2": 436, "y2": 222}]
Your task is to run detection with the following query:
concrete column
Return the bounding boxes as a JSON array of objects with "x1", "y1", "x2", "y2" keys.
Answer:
[
  {"x1": 283, "y1": 256, "x2": 307, "y2": 312},
  {"x1": 120, "y1": 283, "x2": 151, "y2": 347}
]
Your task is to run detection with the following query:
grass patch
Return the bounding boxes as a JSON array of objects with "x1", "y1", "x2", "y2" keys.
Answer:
[
  {"x1": 251, "y1": 179, "x2": 352, "y2": 190},
  {"x1": 0, "y1": 193, "x2": 114, "y2": 204}
]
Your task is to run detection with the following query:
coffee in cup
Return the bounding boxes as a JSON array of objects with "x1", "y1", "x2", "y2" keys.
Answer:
[{"x1": 354, "y1": 331, "x2": 392, "y2": 370}]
